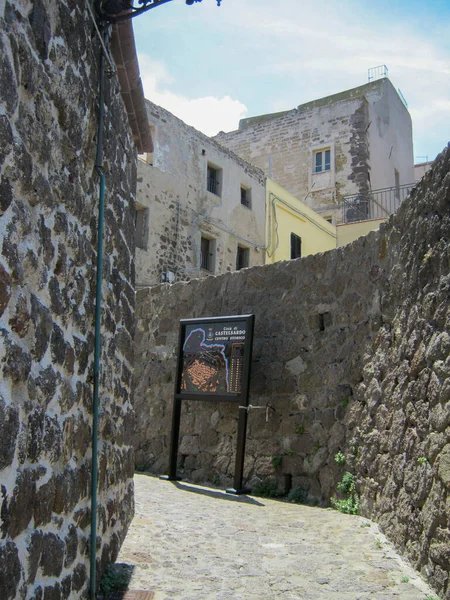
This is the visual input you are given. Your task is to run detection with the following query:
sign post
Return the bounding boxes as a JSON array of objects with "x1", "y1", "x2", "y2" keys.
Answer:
[{"x1": 161, "y1": 314, "x2": 254, "y2": 494}]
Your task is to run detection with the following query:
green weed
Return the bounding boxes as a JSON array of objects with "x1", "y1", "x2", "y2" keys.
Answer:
[
  {"x1": 271, "y1": 450, "x2": 295, "y2": 469},
  {"x1": 252, "y1": 478, "x2": 283, "y2": 498},
  {"x1": 99, "y1": 563, "x2": 133, "y2": 596},
  {"x1": 334, "y1": 451, "x2": 346, "y2": 466},
  {"x1": 417, "y1": 456, "x2": 428, "y2": 465},
  {"x1": 287, "y1": 486, "x2": 308, "y2": 504},
  {"x1": 296, "y1": 424, "x2": 304, "y2": 434},
  {"x1": 331, "y1": 495, "x2": 360, "y2": 515},
  {"x1": 331, "y1": 472, "x2": 359, "y2": 515},
  {"x1": 337, "y1": 472, "x2": 356, "y2": 495},
  {"x1": 400, "y1": 576, "x2": 409, "y2": 583}
]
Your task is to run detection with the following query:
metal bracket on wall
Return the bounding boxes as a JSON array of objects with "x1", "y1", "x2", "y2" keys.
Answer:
[{"x1": 239, "y1": 403, "x2": 275, "y2": 423}]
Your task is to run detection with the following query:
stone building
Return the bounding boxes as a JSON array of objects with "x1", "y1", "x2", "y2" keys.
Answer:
[
  {"x1": 135, "y1": 100, "x2": 266, "y2": 287},
  {"x1": 215, "y1": 77, "x2": 415, "y2": 224},
  {"x1": 0, "y1": 1, "x2": 150, "y2": 598}
]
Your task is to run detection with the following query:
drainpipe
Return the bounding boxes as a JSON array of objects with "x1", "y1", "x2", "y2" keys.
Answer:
[{"x1": 90, "y1": 27, "x2": 108, "y2": 600}]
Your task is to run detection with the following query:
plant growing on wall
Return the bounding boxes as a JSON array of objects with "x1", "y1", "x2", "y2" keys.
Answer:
[
  {"x1": 334, "y1": 451, "x2": 346, "y2": 466},
  {"x1": 331, "y1": 472, "x2": 360, "y2": 515},
  {"x1": 271, "y1": 449, "x2": 295, "y2": 469}
]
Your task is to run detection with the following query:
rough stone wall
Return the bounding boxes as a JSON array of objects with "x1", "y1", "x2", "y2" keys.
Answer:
[
  {"x1": 135, "y1": 100, "x2": 266, "y2": 287},
  {"x1": 135, "y1": 146, "x2": 450, "y2": 598},
  {"x1": 0, "y1": 1, "x2": 136, "y2": 598},
  {"x1": 349, "y1": 148, "x2": 450, "y2": 596}
]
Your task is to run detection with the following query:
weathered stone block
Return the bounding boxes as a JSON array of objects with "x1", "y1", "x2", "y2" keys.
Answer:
[
  {"x1": 0, "y1": 541, "x2": 21, "y2": 600},
  {"x1": 3, "y1": 469, "x2": 36, "y2": 539},
  {"x1": 0, "y1": 396, "x2": 19, "y2": 470},
  {"x1": 437, "y1": 444, "x2": 450, "y2": 488},
  {"x1": 1, "y1": 330, "x2": 32, "y2": 383},
  {"x1": 34, "y1": 477, "x2": 56, "y2": 527}
]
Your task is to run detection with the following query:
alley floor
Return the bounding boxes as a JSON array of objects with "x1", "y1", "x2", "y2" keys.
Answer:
[{"x1": 114, "y1": 473, "x2": 437, "y2": 600}]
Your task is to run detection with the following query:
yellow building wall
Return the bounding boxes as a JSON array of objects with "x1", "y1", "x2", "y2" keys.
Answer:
[
  {"x1": 336, "y1": 219, "x2": 386, "y2": 247},
  {"x1": 266, "y1": 179, "x2": 336, "y2": 263}
]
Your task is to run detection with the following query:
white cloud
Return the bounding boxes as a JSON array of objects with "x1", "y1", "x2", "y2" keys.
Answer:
[
  {"x1": 135, "y1": 0, "x2": 450, "y2": 157},
  {"x1": 138, "y1": 54, "x2": 247, "y2": 136}
]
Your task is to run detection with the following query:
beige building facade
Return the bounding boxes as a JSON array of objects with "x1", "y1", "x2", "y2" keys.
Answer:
[
  {"x1": 135, "y1": 101, "x2": 266, "y2": 287},
  {"x1": 215, "y1": 78, "x2": 415, "y2": 224}
]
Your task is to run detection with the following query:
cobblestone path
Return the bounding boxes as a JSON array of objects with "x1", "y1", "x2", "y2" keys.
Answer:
[{"x1": 115, "y1": 474, "x2": 437, "y2": 600}]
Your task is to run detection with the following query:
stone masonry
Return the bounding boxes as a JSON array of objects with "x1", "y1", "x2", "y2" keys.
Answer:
[
  {"x1": 134, "y1": 145, "x2": 450, "y2": 598},
  {"x1": 214, "y1": 78, "x2": 414, "y2": 224},
  {"x1": 0, "y1": 1, "x2": 136, "y2": 598},
  {"x1": 135, "y1": 100, "x2": 266, "y2": 287}
]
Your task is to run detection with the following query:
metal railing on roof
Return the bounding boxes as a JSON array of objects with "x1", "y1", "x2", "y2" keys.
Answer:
[
  {"x1": 368, "y1": 65, "x2": 388, "y2": 82},
  {"x1": 341, "y1": 182, "x2": 416, "y2": 224}
]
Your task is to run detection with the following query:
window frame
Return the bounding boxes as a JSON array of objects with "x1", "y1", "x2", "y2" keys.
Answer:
[
  {"x1": 200, "y1": 235, "x2": 215, "y2": 273},
  {"x1": 207, "y1": 163, "x2": 222, "y2": 197},
  {"x1": 135, "y1": 203, "x2": 149, "y2": 250},
  {"x1": 240, "y1": 185, "x2": 252, "y2": 209},
  {"x1": 236, "y1": 245, "x2": 250, "y2": 271},
  {"x1": 314, "y1": 148, "x2": 331, "y2": 173}
]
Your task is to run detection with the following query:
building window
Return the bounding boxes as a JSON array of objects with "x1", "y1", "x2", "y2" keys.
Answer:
[
  {"x1": 207, "y1": 164, "x2": 222, "y2": 196},
  {"x1": 394, "y1": 169, "x2": 400, "y2": 199},
  {"x1": 135, "y1": 204, "x2": 149, "y2": 250},
  {"x1": 290, "y1": 233, "x2": 301, "y2": 259},
  {"x1": 236, "y1": 245, "x2": 249, "y2": 270},
  {"x1": 240, "y1": 185, "x2": 251, "y2": 208},
  {"x1": 200, "y1": 236, "x2": 214, "y2": 272},
  {"x1": 314, "y1": 148, "x2": 331, "y2": 173}
]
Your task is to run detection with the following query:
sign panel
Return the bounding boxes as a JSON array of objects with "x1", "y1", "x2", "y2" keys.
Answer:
[{"x1": 175, "y1": 315, "x2": 254, "y2": 402}]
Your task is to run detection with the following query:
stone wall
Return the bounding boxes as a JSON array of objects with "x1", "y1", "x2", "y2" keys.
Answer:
[
  {"x1": 135, "y1": 100, "x2": 266, "y2": 287},
  {"x1": 135, "y1": 145, "x2": 450, "y2": 598},
  {"x1": 0, "y1": 1, "x2": 136, "y2": 598}
]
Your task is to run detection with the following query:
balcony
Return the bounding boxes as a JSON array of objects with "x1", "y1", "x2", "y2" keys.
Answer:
[{"x1": 341, "y1": 183, "x2": 416, "y2": 224}]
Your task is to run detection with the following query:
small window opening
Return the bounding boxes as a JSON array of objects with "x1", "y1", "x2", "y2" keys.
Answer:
[
  {"x1": 200, "y1": 236, "x2": 214, "y2": 272},
  {"x1": 240, "y1": 186, "x2": 251, "y2": 208},
  {"x1": 314, "y1": 148, "x2": 331, "y2": 173},
  {"x1": 290, "y1": 233, "x2": 302, "y2": 259},
  {"x1": 135, "y1": 204, "x2": 149, "y2": 250},
  {"x1": 236, "y1": 245, "x2": 249, "y2": 270},
  {"x1": 207, "y1": 164, "x2": 222, "y2": 196}
]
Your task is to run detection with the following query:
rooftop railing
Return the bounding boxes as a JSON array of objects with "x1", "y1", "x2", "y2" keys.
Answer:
[{"x1": 342, "y1": 183, "x2": 416, "y2": 224}]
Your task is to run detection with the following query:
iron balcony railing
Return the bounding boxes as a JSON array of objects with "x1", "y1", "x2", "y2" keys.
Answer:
[{"x1": 342, "y1": 183, "x2": 416, "y2": 224}]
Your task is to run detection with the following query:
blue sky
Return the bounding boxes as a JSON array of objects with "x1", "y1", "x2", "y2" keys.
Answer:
[{"x1": 133, "y1": 0, "x2": 450, "y2": 163}]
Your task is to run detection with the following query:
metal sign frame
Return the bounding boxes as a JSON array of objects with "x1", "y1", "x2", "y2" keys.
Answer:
[{"x1": 161, "y1": 314, "x2": 254, "y2": 494}]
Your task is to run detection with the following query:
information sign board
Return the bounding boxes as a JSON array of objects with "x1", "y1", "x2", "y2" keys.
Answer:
[{"x1": 175, "y1": 314, "x2": 254, "y2": 403}]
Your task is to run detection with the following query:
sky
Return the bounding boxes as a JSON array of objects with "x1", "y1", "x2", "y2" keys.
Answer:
[{"x1": 133, "y1": 0, "x2": 450, "y2": 164}]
